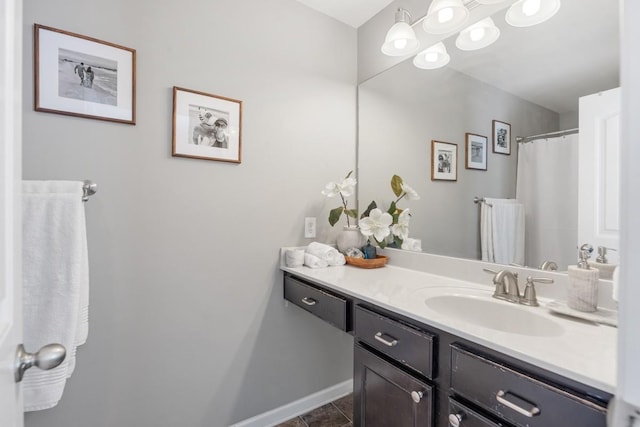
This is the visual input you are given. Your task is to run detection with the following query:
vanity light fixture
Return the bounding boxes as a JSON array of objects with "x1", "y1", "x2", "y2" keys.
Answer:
[
  {"x1": 413, "y1": 42, "x2": 451, "y2": 69},
  {"x1": 423, "y1": 0, "x2": 470, "y2": 35},
  {"x1": 475, "y1": 0, "x2": 508, "y2": 4},
  {"x1": 455, "y1": 17, "x2": 501, "y2": 51},
  {"x1": 505, "y1": 0, "x2": 561, "y2": 27},
  {"x1": 381, "y1": 8, "x2": 420, "y2": 56}
]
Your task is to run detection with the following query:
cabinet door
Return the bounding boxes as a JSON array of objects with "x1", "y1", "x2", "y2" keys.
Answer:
[{"x1": 354, "y1": 344, "x2": 433, "y2": 427}]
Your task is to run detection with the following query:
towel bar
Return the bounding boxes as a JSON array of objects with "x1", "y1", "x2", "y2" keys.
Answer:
[{"x1": 82, "y1": 180, "x2": 97, "y2": 202}]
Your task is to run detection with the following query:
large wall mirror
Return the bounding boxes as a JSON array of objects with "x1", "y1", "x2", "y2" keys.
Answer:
[{"x1": 357, "y1": 0, "x2": 619, "y2": 272}]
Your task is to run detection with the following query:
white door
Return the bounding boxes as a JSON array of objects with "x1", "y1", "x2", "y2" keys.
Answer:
[
  {"x1": 0, "y1": 0, "x2": 24, "y2": 425},
  {"x1": 577, "y1": 87, "x2": 621, "y2": 264}
]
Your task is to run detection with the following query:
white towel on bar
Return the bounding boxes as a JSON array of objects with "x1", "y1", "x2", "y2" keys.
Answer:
[
  {"x1": 481, "y1": 198, "x2": 525, "y2": 266},
  {"x1": 22, "y1": 181, "x2": 90, "y2": 411}
]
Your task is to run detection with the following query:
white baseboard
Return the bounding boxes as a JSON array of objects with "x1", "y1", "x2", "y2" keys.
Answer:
[{"x1": 230, "y1": 379, "x2": 353, "y2": 427}]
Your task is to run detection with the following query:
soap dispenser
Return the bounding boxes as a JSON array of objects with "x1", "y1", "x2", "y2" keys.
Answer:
[{"x1": 567, "y1": 244, "x2": 599, "y2": 312}]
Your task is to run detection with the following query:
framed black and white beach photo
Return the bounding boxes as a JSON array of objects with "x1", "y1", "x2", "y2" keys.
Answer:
[
  {"x1": 172, "y1": 86, "x2": 243, "y2": 163},
  {"x1": 465, "y1": 133, "x2": 488, "y2": 170},
  {"x1": 34, "y1": 24, "x2": 136, "y2": 124},
  {"x1": 492, "y1": 120, "x2": 511, "y2": 155},
  {"x1": 431, "y1": 140, "x2": 457, "y2": 181}
]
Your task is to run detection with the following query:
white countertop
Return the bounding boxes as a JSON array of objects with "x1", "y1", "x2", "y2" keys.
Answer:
[{"x1": 280, "y1": 252, "x2": 617, "y2": 394}]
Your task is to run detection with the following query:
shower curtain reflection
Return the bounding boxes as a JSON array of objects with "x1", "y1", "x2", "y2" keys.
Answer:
[{"x1": 516, "y1": 133, "x2": 579, "y2": 271}]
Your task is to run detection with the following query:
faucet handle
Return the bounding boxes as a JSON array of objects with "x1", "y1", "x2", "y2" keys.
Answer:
[
  {"x1": 520, "y1": 276, "x2": 551, "y2": 306},
  {"x1": 526, "y1": 276, "x2": 554, "y2": 285}
]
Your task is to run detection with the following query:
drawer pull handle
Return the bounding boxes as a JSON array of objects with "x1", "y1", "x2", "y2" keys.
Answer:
[
  {"x1": 496, "y1": 390, "x2": 540, "y2": 418},
  {"x1": 448, "y1": 413, "x2": 464, "y2": 427},
  {"x1": 410, "y1": 390, "x2": 423, "y2": 403},
  {"x1": 374, "y1": 332, "x2": 398, "y2": 347},
  {"x1": 301, "y1": 297, "x2": 317, "y2": 306}
]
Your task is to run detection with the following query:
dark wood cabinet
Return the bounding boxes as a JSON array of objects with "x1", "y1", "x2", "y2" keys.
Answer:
[
  {"x1": 450, "y1": 345, "x2": 608, "y2": 427},
  {"x1": 354, "y1": 343, "x2": 434, "y2": 427},
  {"x1": 283, "y1": 273, "x2": 611, "y2": 427}
]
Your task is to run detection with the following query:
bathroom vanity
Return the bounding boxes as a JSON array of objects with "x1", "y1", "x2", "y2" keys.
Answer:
[{"x1": 281, "y1": 250, "x2": 615, "y2": 426}]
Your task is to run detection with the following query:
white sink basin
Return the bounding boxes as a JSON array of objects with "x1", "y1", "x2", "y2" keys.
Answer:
[{"x1": 421, "y1": 288, "x2": 565, "y2": 337}]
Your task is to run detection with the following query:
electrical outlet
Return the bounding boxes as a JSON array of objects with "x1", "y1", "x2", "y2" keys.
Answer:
[{"x1": 304, "y1": 217, "x2": 316, "y2": 238}]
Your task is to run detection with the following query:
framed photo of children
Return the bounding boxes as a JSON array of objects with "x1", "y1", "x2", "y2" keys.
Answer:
[
  {"x1": 431, "y1": 140, "x2": 457, "y2": 181},
  {"x1": 34, "y1": 24, "x2": 136, "y2": 124},
  {"x1": 172, "y1": 86, "x2": 243, "y2": 163},
  {"x1": 465, "y1": 133, "x2": 488, "y2": 170},
  {"x1": 492, "y1": 120, "x2": 511, "y2": 155}
]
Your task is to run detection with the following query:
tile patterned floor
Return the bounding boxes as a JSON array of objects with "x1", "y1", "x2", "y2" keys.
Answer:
[{"x1": 275, "y1": 393, "x2": 353, "y2": 427}]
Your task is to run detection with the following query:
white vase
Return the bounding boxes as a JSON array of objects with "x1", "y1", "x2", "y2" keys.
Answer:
[{"x1": 336, "y1": 226, "x2": 364, "y2": 254}]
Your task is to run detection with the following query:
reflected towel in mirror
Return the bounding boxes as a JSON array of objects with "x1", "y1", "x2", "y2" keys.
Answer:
[{"x1": 481, "y1": 198, "x2": 525, "y2": 265}]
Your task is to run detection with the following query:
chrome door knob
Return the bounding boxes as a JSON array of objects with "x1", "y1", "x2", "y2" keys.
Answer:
[
  {"x1": 15, "y1": 343, "x2": 66, "y2": 383},
  {"x1": 411, "y1": 390, "x2": 424, "y2": 403},
  {"x1": 448, "y1": 413, "x2": 464, "y2": 426}
]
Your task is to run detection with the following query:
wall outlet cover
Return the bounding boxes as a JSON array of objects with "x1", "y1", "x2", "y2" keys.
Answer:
[{"x1": 304, "y1": 217, "x2": 316, "y2": 238}]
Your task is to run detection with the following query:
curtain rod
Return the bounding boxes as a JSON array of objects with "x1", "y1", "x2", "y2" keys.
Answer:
[{"x1": 516, "y1": 128, "x2": 579, "y2": 144}]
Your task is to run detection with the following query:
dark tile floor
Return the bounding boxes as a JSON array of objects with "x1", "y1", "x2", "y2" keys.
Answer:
[{"x1": 275, "y1": 393, "x2": 353, "y2": 427}]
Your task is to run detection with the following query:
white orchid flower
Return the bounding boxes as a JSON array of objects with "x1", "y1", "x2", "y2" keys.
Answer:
[
  {"x1": 359, "y1": 208, "x2": 392, "y2": 242},
  {"x1": 391, "y1": 208, "x2": 411, "y2": 240},
  {"x1": 401, "y1": 183, "x2": 420, "y2": 201},
  {"x1": 321, "y1": 177, "x2": 357, "y2": 198}
]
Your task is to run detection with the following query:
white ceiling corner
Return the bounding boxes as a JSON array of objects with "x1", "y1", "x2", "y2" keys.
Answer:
[{"x1": 294, "y1": 0, "x2": 395, "y2": 28}]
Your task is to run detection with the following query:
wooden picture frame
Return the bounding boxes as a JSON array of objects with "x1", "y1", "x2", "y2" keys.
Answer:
[
  {"x1": 34, "y1": 24, "x2": 136, "y2": 124},
  {"x1": 431, "y1": 140, "x2": 457, "y2": 181},
  {"x1": 172, "y1": 86, "x2": 242, "y2": 163},
  {"x1": 492, "y1": 120, "x2": 511, "y2": 155},
  {"x1": 465, "y1": 133, "x2": 488, "y2": 170}
]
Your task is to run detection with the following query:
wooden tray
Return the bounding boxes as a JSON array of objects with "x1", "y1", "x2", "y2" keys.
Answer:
[{"x1": 345, "y1": 255, "x2": 388, "y2": 269}]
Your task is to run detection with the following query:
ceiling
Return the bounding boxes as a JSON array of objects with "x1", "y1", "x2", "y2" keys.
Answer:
[
  {"x1": 295, "y1": 0, "x2": 620, "y2": 115},
  {"x1": 294, "y1": 0, "x2": 394, "y2": 28}
]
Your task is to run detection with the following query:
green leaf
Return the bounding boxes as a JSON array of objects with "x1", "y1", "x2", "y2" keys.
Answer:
[
  {"x1": 329, "y1": 207, "x2": 344, "y2": 226},
  {"x1": 360, "y1": 200, "x2": 377, "y2": 219},
  {"x1": 387, "y1": 201, "x2": 397, "y2": 216},
  {"x1": 391, "y1": 175, "x2": 403, "y2": 197},
  {"x1": 344, "y1": 170, "x2": 353, "y2": 179},
  {"x1": 393, "y1": 236, "x2": 403, "y2": 248},
  {"x1": 345, "y1": 209, "x2": 358, "y2": 219},
  {"x1": 375, "y1": 237, "x2": 387, "y2": 249}
]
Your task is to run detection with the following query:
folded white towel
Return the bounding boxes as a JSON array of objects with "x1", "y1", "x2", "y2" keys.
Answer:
[
  {"x1": 285, "y1": 249, "x2": 305, "y2": 268},
  {"x1": 304, "y1": 253, "x2": 328, "y2": 268},
  {"x1": 401, "y1": 238, "x2": 422, "y2": 252},
  {"x1": 306, "y1": 242, "x2": 345, "y2": 266},
  {"x1": 22, "y1": 181, "x2": 90, "y2": 411}
]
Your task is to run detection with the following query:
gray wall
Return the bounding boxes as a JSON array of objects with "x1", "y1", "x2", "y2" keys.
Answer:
[
  {"x1": 22, "y1": 1, "x2": 356, "y2": 426},
  {"x1": 358, "y1": 59, "x2": 558, "y2": 260}
]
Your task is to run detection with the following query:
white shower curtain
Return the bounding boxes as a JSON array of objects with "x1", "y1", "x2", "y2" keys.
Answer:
[{"x1": 516, "y1": 133, "x2": 579, "y2": 270}]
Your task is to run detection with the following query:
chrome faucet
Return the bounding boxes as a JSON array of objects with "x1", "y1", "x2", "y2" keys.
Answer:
[
  {"x1": 484, "y1": 268, "x2": 520, "y2": 303},
  {"x1": 484, "y1": 268, "x2": 555, "y2": 306}
]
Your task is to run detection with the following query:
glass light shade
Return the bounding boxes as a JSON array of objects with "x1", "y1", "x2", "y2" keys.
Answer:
[
  {"x1": 423, "y1": 0, "x2": 470, "y2": 34},
  {"x1": 381, "y1": 21, "x2": 420, "y2": 56},
  {"x1": 455, "y1": 17, "x2": 501, "y2": 51},
  {"x1": 413, "y1": 42, "x2": 450, "y2": 70},
  {"x1": 505, "y1": 0, "x2": 561, "y2": 27}
]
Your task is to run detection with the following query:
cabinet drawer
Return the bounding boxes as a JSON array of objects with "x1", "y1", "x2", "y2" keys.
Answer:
[
  {"x1": 449, "y1": 398, "x2": 507, "y2": 427},
  {"x1": 284, "y1": 275, "x2": 347, "y2": 331},
  {"x1": 450, "y1": 345, "x2": 607, "y2": 427},
  {"x1": 355, "y1": 305, "x2": 434, "y2": 379}
]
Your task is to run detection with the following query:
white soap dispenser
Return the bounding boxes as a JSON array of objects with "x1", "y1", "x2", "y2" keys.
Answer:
[{"x1": 567, "y1": 244, "x2": 600, "y2": 312}]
